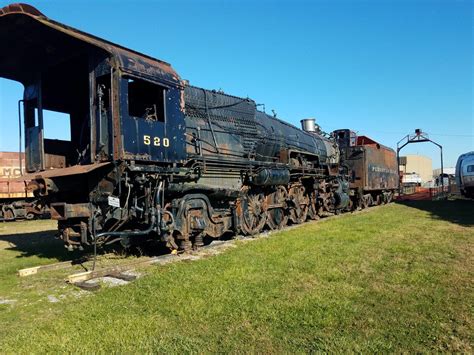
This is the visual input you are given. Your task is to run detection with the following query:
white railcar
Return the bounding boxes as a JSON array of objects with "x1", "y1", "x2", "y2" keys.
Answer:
[{"x1": 455, "y1": 152, "x2": 474, "y2": 198}]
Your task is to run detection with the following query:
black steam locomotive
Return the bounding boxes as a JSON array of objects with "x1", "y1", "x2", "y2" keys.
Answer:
[{"x1": 0, "y1": 4, "x2": 397, "y2": 251}]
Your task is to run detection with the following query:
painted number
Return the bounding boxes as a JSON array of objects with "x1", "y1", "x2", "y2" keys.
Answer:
[{"x1": 143, "y1": 135, "x2": 170, "y2": 147}]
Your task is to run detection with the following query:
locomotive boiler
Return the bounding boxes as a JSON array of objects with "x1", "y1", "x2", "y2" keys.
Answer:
[{"x1": 0, "y1": 4, "x2": 393, "y2": 251}]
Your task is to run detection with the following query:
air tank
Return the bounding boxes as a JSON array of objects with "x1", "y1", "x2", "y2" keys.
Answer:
[{"x1": 251, "y1": 168, "x2": 290, "y2": 186}]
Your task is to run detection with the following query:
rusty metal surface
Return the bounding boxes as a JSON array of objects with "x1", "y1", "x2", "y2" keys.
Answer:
[
  {"x1": 0, "y1": 3, "x2": 181, "y2": 85},
  {"x1": 364, "y1": 146, "x2": 398, "y2": 190},
  {"x1": 10, "y1": 162, "x2": 111, "y2": 182},
  {"x1": 50, "y1": 202, "x2": 91, "y2": 220},
  {"x1": 0, "y1": 152, "x2": 30, "y2": 199},
  {"x1": 44, "y1": 153, "x2": 66, "y2": 169},
  {"x1": 0, "y1": 3, "x2": 42, "y2": 16},
  {"x1": 347, "y1": 145, "x2": 398, "y2": 191}
]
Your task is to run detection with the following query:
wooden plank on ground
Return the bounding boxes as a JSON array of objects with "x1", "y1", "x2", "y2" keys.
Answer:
[
  {"x1": 67, "y1": 254, "x2": 188, "y2": 284},
  {"x1": 18, "y1": 258, "x2": 87, "y2": 277},
  {"x1": 18, "y1": 253, "x2": 119, "y2": 277}
]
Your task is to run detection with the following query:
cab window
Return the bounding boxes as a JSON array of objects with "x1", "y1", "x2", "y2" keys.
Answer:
[{"x1": 127, "y1": 77, "x2": 165, "y2": 122}]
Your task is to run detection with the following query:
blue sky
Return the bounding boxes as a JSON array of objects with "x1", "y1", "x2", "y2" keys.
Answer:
[{"x1": 0, "y1": 0, "x2": 472, "y2": 168}]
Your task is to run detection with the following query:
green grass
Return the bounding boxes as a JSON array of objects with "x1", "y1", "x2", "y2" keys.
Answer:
[{"x1": 0, "y1": 201, "x2": 473, "y2": 352}]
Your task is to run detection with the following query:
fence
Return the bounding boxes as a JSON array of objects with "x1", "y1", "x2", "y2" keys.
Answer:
[{"x1": 399, "y1": 183, "x2": 456, "y2": 201}]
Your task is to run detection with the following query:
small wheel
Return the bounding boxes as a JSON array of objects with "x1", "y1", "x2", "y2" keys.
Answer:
[
  {"x1": 26, "y1": 212, "x2": 35, "y2": 220},
  {"x1": 362, "y1": 194, "x2": 373, "y2": 208}
]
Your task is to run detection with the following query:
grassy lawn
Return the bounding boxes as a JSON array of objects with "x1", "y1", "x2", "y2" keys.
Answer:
[{"x1": 0, "y1": 201, "x2": 472, "y2": 352}]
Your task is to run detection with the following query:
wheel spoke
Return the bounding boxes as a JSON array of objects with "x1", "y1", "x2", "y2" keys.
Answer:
[
  {"x1": 266, "y1": 187, "x2": 288, "y2": 230},
  {"x1": 241, "y1": 193, "x2": 266, "y2": 235},
  {"x1": 288, "y1": 185, "x2": 309, "y2": 224}
]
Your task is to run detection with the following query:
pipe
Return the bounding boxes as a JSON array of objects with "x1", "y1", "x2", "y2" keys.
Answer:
[
  {"x1": 93, "y1": 181, "x2": 164, "y2": 242},
  {"x1": 440, "y1": 146, "x2": 444, "y2": 193},
  {"x1": 202, "y1": 89, "x2": 220, "y2": 154},
  {"x1": 18, "y1": 100, "x2": 24, "y2": 175},
  {"x1": 94, "y1": 213, "x2": 157, "y2": 240},
  {"x1": 94, "y1": 185, "x2": 161, "y2": 241}
]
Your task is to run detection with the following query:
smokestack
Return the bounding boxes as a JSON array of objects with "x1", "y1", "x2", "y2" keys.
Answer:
[{"x1": 301, "y1": 118, "x2": 316, "y2": 132}]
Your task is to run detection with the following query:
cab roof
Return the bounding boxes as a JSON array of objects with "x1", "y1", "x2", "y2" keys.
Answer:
[{"x1": 0, "y1": 3, "x2": 181, "y2": 85}]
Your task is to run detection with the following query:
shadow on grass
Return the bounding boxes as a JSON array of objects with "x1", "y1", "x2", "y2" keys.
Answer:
[
  {"x1": 0, "y1": 229, "x2": 81, "y2": 261},
  {"x1": 396, "y1": 199, "x2": 474, "y2": 226},
  {"x1": 0, "y1": 227, "x2": 171, "y2": 261}
]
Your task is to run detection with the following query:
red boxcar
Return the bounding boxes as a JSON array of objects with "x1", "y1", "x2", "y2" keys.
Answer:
[{"x1": 0, "y1": 152, "x2": 47, "y2": 220}]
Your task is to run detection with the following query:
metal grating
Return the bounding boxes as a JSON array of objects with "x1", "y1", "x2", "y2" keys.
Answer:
[{"x1": 184, "y1": 86, "x2": 258, "y2": 152}]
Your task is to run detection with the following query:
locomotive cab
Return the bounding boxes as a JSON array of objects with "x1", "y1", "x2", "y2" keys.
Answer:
[
  {"x1": 0, "y1": 4, "x2": 189, "y2": 248},
  {"x1": 0, "y1": 6, "x2": 102, "y2": 171},
  {"x1": 0, "y1": 3, "x2": 186, "y2": 175}
]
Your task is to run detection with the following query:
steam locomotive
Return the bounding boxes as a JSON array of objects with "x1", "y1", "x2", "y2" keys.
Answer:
[{"x1": 0, "y1": 4, "x2": 398, "y2": 251}]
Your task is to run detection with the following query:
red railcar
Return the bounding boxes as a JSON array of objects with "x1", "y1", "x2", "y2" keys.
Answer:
[{"x1": 0, "y1": 152, "x2": 48, "y2": 220}]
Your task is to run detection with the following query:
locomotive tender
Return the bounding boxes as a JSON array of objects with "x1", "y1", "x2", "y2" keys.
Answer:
[
  {"x1": 334, "y1": 130, "x2": 398, "y2": 206},
  {"x1": 0, "y1": 4, "x2": 396, "y2": 251}
]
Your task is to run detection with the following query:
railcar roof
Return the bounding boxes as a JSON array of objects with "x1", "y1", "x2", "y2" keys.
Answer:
[
  {"x1": 357, "y1": 135, "x2": 395, "y2": 152},
  {"x1": 0, "y1": 3, "x2": 181, "y2": 85},
  {"x1": 459, "y1": 151, "x2": 474, "y2": 158}
]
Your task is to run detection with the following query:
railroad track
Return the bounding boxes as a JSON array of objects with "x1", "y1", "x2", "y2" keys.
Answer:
[
  {"x1": 17, "y1": 204, "x2": 385, "y2": 290},
  {"x1": 17, "y1": 252, "x2": 119, "y2": 277},
  {"x1": 66, "y1": 243, "x2": 232, "y2": 290}
]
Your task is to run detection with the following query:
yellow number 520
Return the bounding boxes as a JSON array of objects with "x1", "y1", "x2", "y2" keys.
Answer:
[{"x1": 143, "y1": 135, "x2": 170, "y2": 147}]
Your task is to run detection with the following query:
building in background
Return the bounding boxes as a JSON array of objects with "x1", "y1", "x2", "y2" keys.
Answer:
[
  {"x1": 399, "y1": 154, "x2": 433, "y2": 184},
  {"x1": 401, "y1": 172, "x2": 422, "y2": 186}
]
